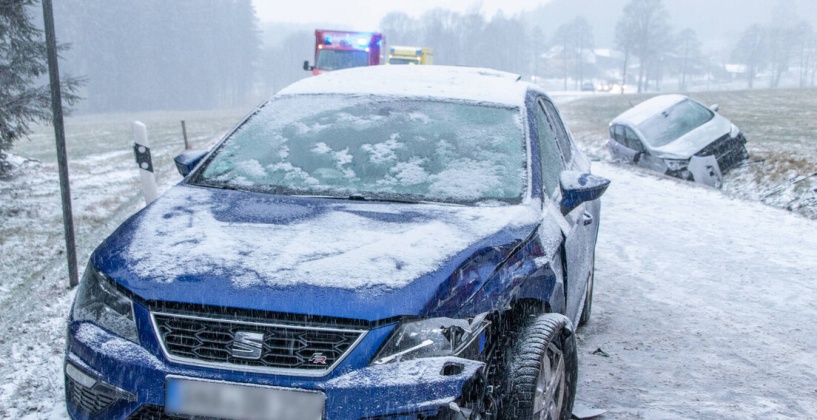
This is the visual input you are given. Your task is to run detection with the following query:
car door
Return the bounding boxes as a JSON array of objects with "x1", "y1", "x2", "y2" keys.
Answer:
[
  {"x1": 626, "y1": 127, "x2": 669, "y2": 173},
  {"x1": 608, "y1": 124, "x2": 629, "y2": 161},
  {"x1": 612, "y1": 126, "x2": 641, "y2": 164},
  {"x1": 538, "y1": 99, "x2": 595, "y2": 324}
]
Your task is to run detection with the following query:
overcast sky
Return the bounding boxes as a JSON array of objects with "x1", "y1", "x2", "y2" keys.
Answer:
[{"x1": 252, "y1": 0, "x2": 550, "y2": 29}]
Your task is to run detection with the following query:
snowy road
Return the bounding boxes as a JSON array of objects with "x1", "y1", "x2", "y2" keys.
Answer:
[
  {"x1": 2, "y1": 152, "x2": 817, "y2": 419},
  {"x1": 576, "y1": 163, "x2": 817, "y2": 419}
]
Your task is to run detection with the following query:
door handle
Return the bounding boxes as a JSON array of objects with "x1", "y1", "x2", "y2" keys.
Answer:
[{"x1": 582, "y1": 211, "x2": 594, "y2": 226}]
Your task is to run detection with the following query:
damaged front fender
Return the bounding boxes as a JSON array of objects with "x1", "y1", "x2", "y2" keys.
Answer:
[
  {"x1": 688, "y1": 154, "x2": 723, "y2": 188},
  {"x1": 324, "y1": 357, "x2": 485, "y2": 419}
]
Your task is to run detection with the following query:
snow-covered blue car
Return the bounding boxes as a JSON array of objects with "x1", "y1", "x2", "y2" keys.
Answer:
[{"x1": 64, "y1": 66, "x2": 609, "y2": 420}]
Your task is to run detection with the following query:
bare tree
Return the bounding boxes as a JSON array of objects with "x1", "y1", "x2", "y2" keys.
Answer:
[
  {"x1": 792, "y1": 22, "x2": 815, "y2": 88},
  {"x1": 731, "y1": 24, "x2": 767, "y2": 89},
  {"x1": 553, "y1": 24, "x2": 572, "y2": 90},
  {"x1": 531, "y1": 25, "x2": 545, "y2": 80},
  {"x1": 380, "y1": 12, "x2": 421, "y2": 47},
  {"x1": 553, "y1": 17, "x2": 594, "y2": 90},
  {"x1": 811, "y1": 34, "x2": 817, "y2": 86},
  {"x1": 615, "y1": 0, "x2": 672, "y2": 93},
  {"x1": 767, "y1": 0, "x2": 798, "y2": 88},
  {"x1": 674, "y1": 29, "x2": 703, "y2": 91}
]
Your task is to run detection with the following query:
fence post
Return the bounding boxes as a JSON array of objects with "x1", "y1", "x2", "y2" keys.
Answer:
[
  {"x1": 181, "y1": 120, "x2": 190, "y2": 150},
  {"x1": 132, "y1": 121, "x2": 159, "y2": 205}
]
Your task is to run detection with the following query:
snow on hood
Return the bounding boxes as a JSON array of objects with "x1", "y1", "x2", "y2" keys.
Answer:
[
  {"x1": 653, "y1": 115, "x2": 731, "y2": 158},
  {"x1": 123, "y1": 185, "x2": 539, "y2": 291}
]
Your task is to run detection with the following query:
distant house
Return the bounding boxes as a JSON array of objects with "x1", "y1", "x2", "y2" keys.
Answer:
[{"x1": 724, "y1": 64, "x2": 748, "y2": 80}]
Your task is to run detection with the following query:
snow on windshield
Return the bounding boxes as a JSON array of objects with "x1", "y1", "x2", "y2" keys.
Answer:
[
  {"x1": 637, "y1": 99, "x2": 714, "y2": 147},
  {"x1": 126, "y1": 187, "x2": 539, "y2": 290},
  {"x1": 196, "y1": 96, "x2": 526, "y2": 204}
]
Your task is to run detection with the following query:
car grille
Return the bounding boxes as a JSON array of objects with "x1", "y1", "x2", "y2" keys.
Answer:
[
  {"x1": 128, "y1": 405, "x2": 179, "y2": 419},
  {"x1": 151, "y1": 312, "x2": 367, "y2": 376},
  {"x1": 695, "y1": 133, "x2": 748, "y2": 173},
  {"x1": 66, "y1": 376, "x2": 118, "y2": 416}
]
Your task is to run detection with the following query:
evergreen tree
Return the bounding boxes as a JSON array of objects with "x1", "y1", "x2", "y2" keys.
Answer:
[{"x1": 0, "y1": 0, "x2": 80, "y2": 174}]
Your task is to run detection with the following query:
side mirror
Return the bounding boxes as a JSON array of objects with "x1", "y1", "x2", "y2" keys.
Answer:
[
  {"x1": 559, "y1": 171, "x2": 611, "y2": 214},
  {"x1": 303, "y1": 60, "x2": 312, "y2": 71},
  {"x1": 710, "y1": 104, "x2": 720, "y2": 112},
  {"x1": 174, "y1": 150, "x2": 208, "y2": 177}
]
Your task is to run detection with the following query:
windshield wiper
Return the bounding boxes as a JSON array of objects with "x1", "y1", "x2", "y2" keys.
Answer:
[
  {"x1": 347, "y1": 194, "x2": 419, "y2": 204},
  {"x1": 200, "y1": 181, "x2": 241, "y2": 191}
]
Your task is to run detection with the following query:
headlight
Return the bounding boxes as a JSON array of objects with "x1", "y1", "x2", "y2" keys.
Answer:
[
  {"x1": 72, "y1": 263, "x2": 139, "y2": 343},
  {"x1": 372, "y1": 314, "x2": 490, "y2": 365},
  {"x1": 664, "y1": 158, "x2": 690, "y2": 171},
  {"x1": 730, "y1": 124, "x2": 741, "y2": 139}
]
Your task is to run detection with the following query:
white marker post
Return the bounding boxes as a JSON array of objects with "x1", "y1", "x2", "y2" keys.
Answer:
[{"x1": 132, "y1": 121, "x2": 159, "y2": 205}]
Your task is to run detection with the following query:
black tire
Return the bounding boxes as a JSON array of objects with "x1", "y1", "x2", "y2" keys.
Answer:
[
  {"x1": 578, "y1": 263, "x2": 595, "y2": 327},
  {"x1": 498, "y1": 313, "x2": 577, "y2": 420}
]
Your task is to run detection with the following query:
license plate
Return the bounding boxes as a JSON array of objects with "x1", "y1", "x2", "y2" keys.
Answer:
[{"x1": 165, "y1": 376, "x2": 325, "y2": 420}]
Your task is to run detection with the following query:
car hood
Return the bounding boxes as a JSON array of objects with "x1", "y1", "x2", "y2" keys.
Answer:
[
  {"x1": 652, "y1": 114, "x2": 731, "y2": 159},
  {"x1": 93, "y1": 184, "x2": 539, "y2": 322}
]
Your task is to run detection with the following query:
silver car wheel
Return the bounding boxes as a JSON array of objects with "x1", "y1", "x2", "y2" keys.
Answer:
[{"x1": 532, "y1": 342, "x2": 566, "y2": 420}]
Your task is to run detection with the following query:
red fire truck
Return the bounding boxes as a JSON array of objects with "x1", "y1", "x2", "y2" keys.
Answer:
[{"x1": 303, "y1": 30, "x2": 384, "y2": 76}]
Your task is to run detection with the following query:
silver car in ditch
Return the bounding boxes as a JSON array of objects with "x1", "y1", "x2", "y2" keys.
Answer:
[{"x1": 608, "y1": 94, "x2": 749, "y2": 188}]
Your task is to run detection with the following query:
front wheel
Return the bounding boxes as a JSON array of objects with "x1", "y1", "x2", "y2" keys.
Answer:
[{"x1": 499, "y1": 313, "x2": 577, "y2": 420}]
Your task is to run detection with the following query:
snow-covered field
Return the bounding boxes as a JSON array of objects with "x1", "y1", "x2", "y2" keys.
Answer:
[
  {"x1": 1, "y1": 94, "x2": 816, "y2": 419},
  {"x1": 0, "y1": 110, "x2": 245, "y2": 419}
]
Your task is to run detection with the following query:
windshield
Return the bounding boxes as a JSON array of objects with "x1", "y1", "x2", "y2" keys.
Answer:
[
  {"x1": 316, "y1": 49, "x2": 369, "y2": 71},
  {"x1": 637, "y1": 99, "x2": 714, "y2": 147},
  {"x1": 193, "y1": 96, "x2": 526, "y2": 205},
  {"x1": 389, "y1": 57, "x2": 419, "y2": 65}
]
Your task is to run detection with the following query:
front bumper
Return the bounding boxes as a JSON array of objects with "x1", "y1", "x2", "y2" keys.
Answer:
[{"x1": 65, "y1": 312, "x2": 484, "y2": 420}]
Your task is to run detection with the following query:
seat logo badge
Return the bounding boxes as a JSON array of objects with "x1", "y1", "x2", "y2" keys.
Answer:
[
  {"x1": 309, "y1": 353, "x2": 328, "y2": 365},
  {"x1": 232, "y1": 331, "x2": 264, "y2": 360}
]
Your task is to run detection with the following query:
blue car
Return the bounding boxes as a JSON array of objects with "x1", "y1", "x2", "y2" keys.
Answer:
[{"x1": 64, "y1": 66, "x2": 609, "y2": 420}]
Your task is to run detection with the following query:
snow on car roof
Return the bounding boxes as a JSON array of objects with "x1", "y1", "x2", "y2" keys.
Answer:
[
  {"x1": 278, "y1": 65, "x2": 529, "y2": 107},
  {"x1": 612, "y1": 94, "x2": 688, "y2": 126}
]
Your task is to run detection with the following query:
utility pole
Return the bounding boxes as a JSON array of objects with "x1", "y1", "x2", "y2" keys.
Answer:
[{"x1": 42, "y1": 0, "x2": 79, "y2": 288}]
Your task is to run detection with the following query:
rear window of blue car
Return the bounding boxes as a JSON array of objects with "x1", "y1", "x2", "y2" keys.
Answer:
[{"x1": 194, "y1": 95, "x2": 526, "y2": 205}]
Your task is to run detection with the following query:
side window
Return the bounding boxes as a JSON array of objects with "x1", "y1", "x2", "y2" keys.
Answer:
[
  {"x1": 541, "y1": 101, "x2": 573, "y2": 164},
  {"x1": 613, "y1": 125, "x2": 626, "y2": 144},
  {"x1": 624, "y1": 127, "x2": 643, "y2": 152},
  {"x1": 535, "y1": 100, "x2": 565, "y2": 198}
]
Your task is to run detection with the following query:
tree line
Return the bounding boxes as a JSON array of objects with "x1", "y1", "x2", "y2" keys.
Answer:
[
  {"x1": 731, "y1": 11, "x2": 817, "y2": 88},
  {"x1": 615, "y1": 0, "x2": 817, "y2": 92}
]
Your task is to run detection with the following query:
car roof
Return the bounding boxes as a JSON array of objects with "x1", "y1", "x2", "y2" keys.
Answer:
[
  {"x1": 611, "y1": 94, "x2": 688, "y2": 126},
  {"x1": 278, "y1": 65, "x2": 531, "y2": 107}
]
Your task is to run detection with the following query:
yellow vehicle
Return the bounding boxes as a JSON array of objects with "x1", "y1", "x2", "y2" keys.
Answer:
[{"x1": 387, "y1": 46, "x2": 433, "y2": 65}]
